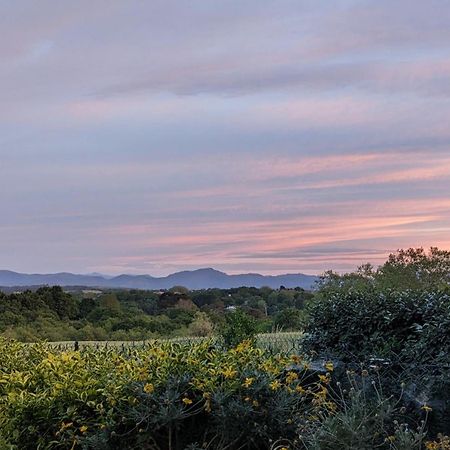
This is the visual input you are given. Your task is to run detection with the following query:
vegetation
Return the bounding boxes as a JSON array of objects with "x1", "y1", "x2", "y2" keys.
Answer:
[
  {"x1": 0, "y1": 339, "x2": 331, "y2": 449},
  {"x1": 303, "y1": 289, "x2": 450, "y2": 363},
  {"x1": 1, "y1": 247, "x2": 450, "y2": 448},
  {"x1": 317, "y1": 247, "x2": 450, "y2": 295},
  {"x1": 0, "y1": 285, "x2": 311, "y2": 342},
  {"x1": 304, "y1": 247, "x2": 450, "y2": 442}
]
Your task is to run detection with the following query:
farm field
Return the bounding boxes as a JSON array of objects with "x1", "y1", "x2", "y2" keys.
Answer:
[{"x1": 46, "y1": 331, "x2": 304, "y2": 353}]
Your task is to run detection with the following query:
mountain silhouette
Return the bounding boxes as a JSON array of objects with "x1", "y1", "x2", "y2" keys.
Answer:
[{"x1": 0, "y1": 268, "x2": 317, "y2": 290}]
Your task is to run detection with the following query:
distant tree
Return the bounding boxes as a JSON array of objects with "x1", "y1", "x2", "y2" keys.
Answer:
[
  {"x1": 99, "y1": 293, "x2": 121, "y2": 312},
  {"x1": 376, "y1": 247, "x2": 450, "y2": 290},
  {"x1": 273, "y1": 308, "x2": 304, "y2": 331},
  {"x1": 37, "y1": 286, "x2": 79, "y2": 320},
  {"x1": 317, "y1": 247, "x2": 450, "y2": 295},
  {"x1": 187, "y1": 312, "x2": 215, "y2": 337},
  {"x1": 78, "y1": 297, "x2": 100, "y2": 318},
  {"x1": 317, "y1": 264, "x2": 376, "y2": 296}
]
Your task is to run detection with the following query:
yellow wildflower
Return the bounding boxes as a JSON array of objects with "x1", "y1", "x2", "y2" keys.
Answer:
[
  {"x1": 285, "y1": 371, "x2": 298, "y2": 384},
  {"x1": 243, "y1": 377, "x2": 254, "y2": 388},
  {"x1": 143, "y1": 383, "x2": 154, "y2": 394},
  {"x1": 421, "y1": 404, "x2": 433, "y2": 413},
  {"x1": 425, "y1": 443, "x2": 439, "y2": 450},
  {"x1": 269, "y1": 380, "x2": 281, "y2": 391},
  {"x1": 182, "y1": 397, "x2": 193, "y2": 405},
  {"x1": 222, "y1": 367, "x2": 237, "y2": 379},
  {"x1": 318, "y1": 374, "x2": 330, "y2": 384},
  {"x1": 79, "y1": 425, "x2": 88, "y2": 434},
  {"x1": 324, "y1": 361, "x2": 334, "y2": 372},
  {"x1": 235, "y1": 340, "x2": 251, "y2": 353}
]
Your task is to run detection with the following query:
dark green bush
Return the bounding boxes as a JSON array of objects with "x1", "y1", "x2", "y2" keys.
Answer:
[
  {"x1": 220, "y1": 309, "x2": 258, "y2": 348},
  {"x1": 303, "y1": 288, "x2": 450, "y2": 435},
  {"x1": 303, "y1": 289, "x2": 450, "y2": 363}
]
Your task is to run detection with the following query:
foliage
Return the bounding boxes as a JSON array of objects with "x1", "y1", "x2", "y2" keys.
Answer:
[
  {"x1": 273, "y1": 307, "x2": 306, "y2": 331},
  {"x1": 302, "y1": 370, "x2": 428, "y2": 450},
  {"x1": 221, "y1": 308, "x2": 259, "y2": 347},
  {"x1": 0, "y1": 286, "x2": 311, "y2": 342},
  {"x1": 377, "y1": 247, "x2": 450, "y2": 291},
  {"x1": 303, "y1": 289, "x2": 450, "y2": 363},
  {"x1": 0, "y1": 339, "x2": 331, "y2": 449},
  {"x1": 187, "y1": 311, "x2": 215, "y2": 337},
  {"x1": 306, "y1": 248, "x2": 450, "y2": 438},
  {"x1": 317, "y1": 247, "x2": 450, "y2": 295}
]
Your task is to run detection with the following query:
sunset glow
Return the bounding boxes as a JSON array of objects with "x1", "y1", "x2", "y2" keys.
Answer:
[{"x1": 1, "y1": 1, "x2": 450, "y2": 276}]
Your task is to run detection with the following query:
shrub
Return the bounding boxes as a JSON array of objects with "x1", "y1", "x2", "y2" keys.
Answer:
[
  {"x1": 0, "y1": 339, "x2": 331, "y2": 449},
  {"x1": 220, "y1": 308, "x2": 258, "y2": 348},
  {"x1": 303, "y1": 289, "x2": 450, "y2": 363},
  {"x1": 303, "y1": 288, "x2": 450, "y2": 436},
  {"x1": 302, "y1": 370, "x2": 428, "y2": 450}
]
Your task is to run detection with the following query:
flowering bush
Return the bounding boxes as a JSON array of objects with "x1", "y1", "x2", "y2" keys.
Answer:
[{"x1": 0, "y1": 339, "x2": 332, "y2": 449}]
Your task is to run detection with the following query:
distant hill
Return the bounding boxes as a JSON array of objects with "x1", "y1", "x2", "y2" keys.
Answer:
[{"x1": 0, "y1": 268, "x2": 318, "y2": 290}]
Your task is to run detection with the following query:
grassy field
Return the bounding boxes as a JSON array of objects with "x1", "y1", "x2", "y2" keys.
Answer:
[{"x1": 46, "y1": 331, "x2": 304, "y2": 353}]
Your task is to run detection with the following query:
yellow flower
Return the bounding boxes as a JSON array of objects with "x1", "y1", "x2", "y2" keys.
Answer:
[
  {"x1": 291, "y1": 355, "x2": 301, "y2": 364},
  {"x1": 252, "y1": 399, "x2": 259, "y2": 407},
  {"x1": 235, "y1": 340, "x2": 251, "y2": 353},
  {"x1": 269, "y1": 380, "x2": 281, "y2": 391},
  {"x1": 143, "y1": 383, "x2": 154, "y2": 394},
  {"x1": 285, "y1": 371, "x2": 298, "y2": 384},
  {"x1": 318, "y1": 374, "x2": 330, "y2": 384},
  {"x1": 182, "y1": 397, "x2": 193, "y2": 405},
  {"x1": 295, "y1": 385, "x2": 306, "y2": 394},
  {"x1": 79, "y1": 425, "x2": 88, "y2": 434},
  {"x1": 243, "y1": 377, "x2": 254, "y2": 388},
  {"x1": 421, "y1": 404, "x2": 433, "y2": 413},
  {"x1": 324, "y1": 361, "x2": 334, "y2": 372},
  {"x1": 222, "y1": 367, "x2": 237, "y2": 379},
  {"x1": 425, "y1": 443, "x2": 439, "y2": 450}
]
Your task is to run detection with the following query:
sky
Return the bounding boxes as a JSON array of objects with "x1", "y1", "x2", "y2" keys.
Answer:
[{"x1": 1, "y1": 0, "x2": 450, "y2": 276}]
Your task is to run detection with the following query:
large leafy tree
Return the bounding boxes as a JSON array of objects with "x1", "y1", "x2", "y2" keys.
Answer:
[
  {"x1": 318, "y1": 247, "x2": 450, "y2": 294},
  {"x1": 376, "y1": 247, "x2": 450, "y2": 290}
]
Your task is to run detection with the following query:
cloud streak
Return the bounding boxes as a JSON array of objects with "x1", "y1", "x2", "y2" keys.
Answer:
[{"x1": 0, "y1": 1, "x2": 449, "y2": 275}]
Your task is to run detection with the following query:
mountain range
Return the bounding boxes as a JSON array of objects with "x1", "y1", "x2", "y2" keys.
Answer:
[{"x1": 0, "y1": 269, "x2": 318, "y2": 290}]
